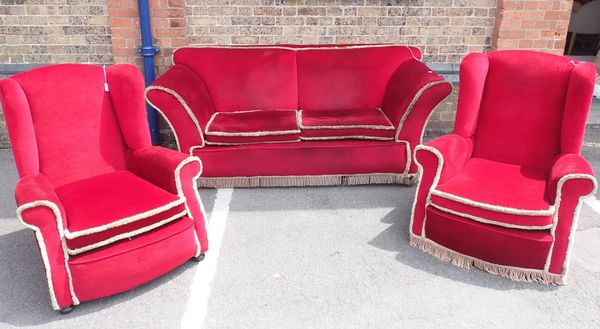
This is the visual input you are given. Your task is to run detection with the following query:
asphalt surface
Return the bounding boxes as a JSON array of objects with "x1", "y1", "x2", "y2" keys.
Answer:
[{"x1": 1, "y1": 140, "x2": 600, "y2": 328}]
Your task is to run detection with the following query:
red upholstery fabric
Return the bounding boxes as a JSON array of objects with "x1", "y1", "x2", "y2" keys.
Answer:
[
  {"x1": 425, "y1": 207, "x2": 553, "y2": 269},
  {"x1": 0, "y1": 64, "x2": 208, "y2": 310},
  {"x1": 127, "y1": 146, "x2": 208, "y2": 252},
  {"x1": 174, "y1": 47, "x2": 298, "y2": 112},
  {"x1": 430, "y1": 158, "x2": 553, "y2": 229},
  {"x1": 145, "y1": 64, "x2": 215, "y2": 151},
  {"x1": 410, "y1": 51, "x2": 597, "y2": 281},
  {"x1": 472, "y1": 51, "x2": 576, "y2": 172},
  {"x1": 68, "y1": 217, "x2": 197, "y2": 303},
  {"x1": 149, "y1": 45, "x2": 450, "y2": 180},
  {"x1": 56, "y1": 171, "x2": 186, "y2": 254},
  {"x1": 196, "y1": 140, "x2": 408, "y2": 177},
  {"x1": 299, "y1": 108, "x2": 394, "y2": 140},
  {"x1": 297, "y1": 46, "x2": 418, "y2": 110},
  {"x1": 205, "y1": 110, "x2": 300, "y2": 145}
]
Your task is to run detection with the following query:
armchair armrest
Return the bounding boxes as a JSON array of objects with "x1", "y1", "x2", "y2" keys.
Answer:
[
  {"x1": 546, "y1": 154, "x2": 597, "y2": 204},
  {"x1": 410, "y1": 134, "x2": 472, "y2": 237},
  {"x1": 127, "y1": 145, "x2": 202, "y2": 195},
  {"x1": 544, "y1": 154, "x2": 596, "y2": 275},
  {"x1": 15, "y1": 174, "x2": 78, "y2": 310},
  {"x1": 127, "y1": 145, "x2": 208, "y2": 254},
  {"x1": 415, "y1": 134, "x2": 473, "y2": 186},
  {"x1": 145, "y1": 64, "x2": 216, "y2": 154},
  {"x1": 382, "y1": 59, "x2": 452, "y2": 149}
]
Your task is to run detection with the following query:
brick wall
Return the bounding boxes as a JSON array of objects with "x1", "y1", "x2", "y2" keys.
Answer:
[
  {"x1": 0, "y1": 0, "x2": 113, "y2": 64},
  {"x1": 493, "y1": 0, "x2": 573, "y2": 53},
  {"x1": 185, "y1": 0, "x2": 497, "y2": 64}
]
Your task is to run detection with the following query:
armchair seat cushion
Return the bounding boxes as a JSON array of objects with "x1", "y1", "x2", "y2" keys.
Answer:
[
  {"x1": 429, "y1": 158, "x2": 554, "y2": 230},
  {"x1": 56, "y1": 171, "x2": 187, "y2": 255},
  {"x1": 299, "y1": 108, "x2": 395, "y2": 141},
  {"x1": 205, "y1": 109, "x2": 300, "y2": 145}
]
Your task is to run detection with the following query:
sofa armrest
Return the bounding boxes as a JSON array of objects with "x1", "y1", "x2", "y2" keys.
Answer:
[
  {"x1": 382, "y1": 59, "x2": 452, "y2": 172},
  {"x1": 547, "y1": 154, "x2": 596, "y2": 204},
  {"x1": 127, "y1": 145, "x2": 208, "y2": 253},
  {"x1": 15, "y1": 174, "x2": 78, "y2": 310},
  {"x1": 145, "y1": 64, "x2": 216, "y2": 154}
]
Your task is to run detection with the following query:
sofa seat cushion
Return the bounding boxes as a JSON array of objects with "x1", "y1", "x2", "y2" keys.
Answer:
[
  {"x1": 299, "y1": 108, "x2": 395, "y2": 141},
  {"x1": 56, "y1": 171, "x2": 188, "y2": 255},
  {"x1": 429, "y1": 158, "x2": 554, "y2": 230},
  {"x1": 205, "y1": 110, "x2": 300, "y2": 145}
]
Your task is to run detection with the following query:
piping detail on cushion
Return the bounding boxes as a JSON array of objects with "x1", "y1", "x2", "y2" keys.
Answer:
[
  {"x1": 297, "y1": 109, "x2": 395, "y2": 130},
  {"x1": 66, "y1": 210, "x2": 188, "y2": 255},
  {"x1": 410, "y1": 234, "x2": 564, "y2": 284},
  {"x1": 205, "y1": 139, "x2": 300, "y2": 146},
  {"x1": 205, "y1": 110, "x2": 300, "y2": 136},
  {"x1": 17, "y1": 200, "x2": 80, "y2": 310},
  {"x1": 174, "y1": 156, "x2": 207, "y2": 256},
  {"x1": 197, "y1": 173, "x2": 414, "y2": 188},
  {"x1": 544, "y1": 173, "x2": 597, "y2": 275},
  {"x1": 429, "y1": 202, "x2": 553, "y2": 230},
  {"x1": 430, "y1": 190, "x2": 555, "y2": 216},
  {"x1": 395, "y1": 80, "x2": 453, "y2": 142},
  {"x1": 300, "y1": 136, "x2": 393, "y2": 141},
  {"x1": 64, "y1": 198, "x2": 186, "y2": 239},
  {"x1": 145, "y1": 86, "x2": 206, "y2": 150}
]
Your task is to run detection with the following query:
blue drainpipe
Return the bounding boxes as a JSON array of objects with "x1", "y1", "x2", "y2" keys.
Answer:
[{"x1": 138, "y1": 0, "x2": 160, "y2": 145}]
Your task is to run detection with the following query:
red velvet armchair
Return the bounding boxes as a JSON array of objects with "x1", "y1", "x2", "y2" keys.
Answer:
[
  {"x1": 0, "y1": 64, "x2": 208, "y2": 312},
  {"x1": 410, "y1": 50, "x2": 597, "y2": 284}
]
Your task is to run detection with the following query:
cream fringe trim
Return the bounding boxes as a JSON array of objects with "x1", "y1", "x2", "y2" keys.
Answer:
[
  {"x1": 198, "y1": 173, "x2": 417, "y2": 188},
  {"x1": 409, "y1": 235, "x2": 564, "y2": 285}
]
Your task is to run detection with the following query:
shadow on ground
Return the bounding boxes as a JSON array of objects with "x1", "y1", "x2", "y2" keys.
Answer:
[{"x1": 0, "y1": 228, "x2": 197, "y2": 327}]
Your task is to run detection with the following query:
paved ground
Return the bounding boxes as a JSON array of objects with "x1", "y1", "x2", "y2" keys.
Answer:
[{"x1": 1, "y1": 139, "x2": 600, "y2": 328}]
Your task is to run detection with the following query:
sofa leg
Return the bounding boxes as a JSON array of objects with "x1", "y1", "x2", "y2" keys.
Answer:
[
  {"x1": 59, "y1": 304, "x2": 77, "y2": 315},
  {"x1": 192, "y1": 253, "x2": 206, "y2": 262}
]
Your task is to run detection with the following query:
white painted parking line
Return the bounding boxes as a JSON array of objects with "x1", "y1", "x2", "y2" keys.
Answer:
[
  {"x1": 584, "y1": 195, "x2": 600, "y2": 215},
  {"x1": 181, "y1": 188, "x2": 233, "y2": 329},
  {"x1": 583, "y1": 142, "x2": 600, "y2": 148}
]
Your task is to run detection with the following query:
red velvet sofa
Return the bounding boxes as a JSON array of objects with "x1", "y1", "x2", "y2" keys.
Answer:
[
  {"x1": 146, "y1": 45, "x2": 452, "y2": 187},
  {"x1": 0, "y1": 64, "x2": 208, "y2": 312},
  {"x1": 410, "y1": 50, "x2": 597, "y2": 284}
]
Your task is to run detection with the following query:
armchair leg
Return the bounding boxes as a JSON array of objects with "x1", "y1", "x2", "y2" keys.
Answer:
[
  {"x1": 59, "y1": 304, "x2": 77, "y2": 315},
  {"x1": 192, "y1": 253, "x2": 205, "y2": 262}
]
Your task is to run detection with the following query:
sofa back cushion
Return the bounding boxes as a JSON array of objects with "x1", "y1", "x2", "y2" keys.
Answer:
[
  {"x1": 472, "y1": 51, "x2": 574, "y2": 171},
  {"x1": 296, "y1": 46, "x2": 419, "y2": 111},
  {"x1": 174, "y1": 47, "x2": 298, "y2": 112},
  {"x1": 8, "y1": 64, "x2": 128, "y2": 187}
]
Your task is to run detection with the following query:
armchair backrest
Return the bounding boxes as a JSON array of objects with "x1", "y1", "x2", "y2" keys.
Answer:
[
  {"x1": 456, "y1": 50, "x2": 596, "y2": 171},
  {"x1": 0, "y1": 64, "x2": 149, "y2": 187}
]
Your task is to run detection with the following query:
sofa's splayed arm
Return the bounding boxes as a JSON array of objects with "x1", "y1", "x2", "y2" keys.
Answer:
[
  {"x1": 145, "y1": 64, "x2": 215, "y2": 154},
  {"x1": 382, "y1": 59, "x2": 453, "y2": 173}
]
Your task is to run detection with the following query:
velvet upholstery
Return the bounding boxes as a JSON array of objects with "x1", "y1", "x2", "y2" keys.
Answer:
[
  {"x1": 410, "y1": 51, "x2": 597, "y2": 284},
  {"x1": 146, "y1": 45, "x2": 451, "y2": 186},
  {"x1": 0, "y1": 64, "x2": 209, "y2": 310}
]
